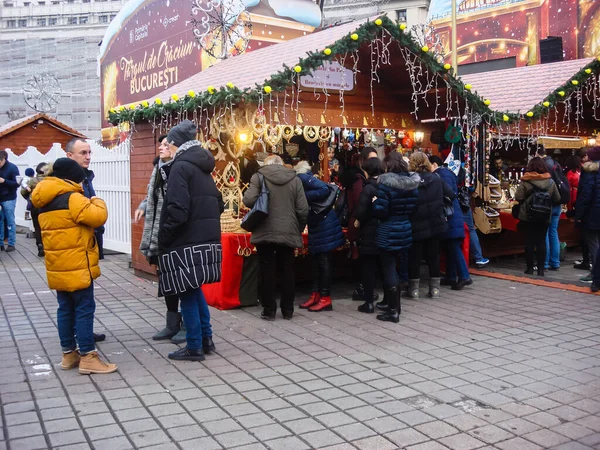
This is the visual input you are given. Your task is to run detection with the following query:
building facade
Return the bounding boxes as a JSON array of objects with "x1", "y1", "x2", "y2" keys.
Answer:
[
  {"x1": 0, "y1": 0, "x2": 127, "y2": 140},
  {"x1": 322, "y1": 0, "x2": 430, "y2": 28}
]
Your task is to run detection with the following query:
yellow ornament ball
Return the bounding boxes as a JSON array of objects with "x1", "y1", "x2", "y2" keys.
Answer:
[
  {"x1": 351, "y1": 33, "x2": 359, "y2": 41},
  {"x1": 464, "y1": 84, "x2": 472, "y2": 90},
  {"x1": 542, "y1": 101, "x2": 550, "y2": 107},
  {"x1": 585, "y1": 68, "x2": 592, "y2": 74},
  {"x1": 264, "y1": 85, "x2": 272, "y2": 94},
  {"x1": 294, "y1": 65, "x2": 302, "y2": 73},
  {"x1": 571, "y1": 80, "x2": 579, "y2": 86},
  {"x1": 443, "y1": 63, "x2": 452, "y2": 70},
  {"x1": 375, "y1": 18, "x2": 383, "y2": 26},
  {"x1": 324, "y1": 48, "x2": 332, "y2": 56},
  {"x1": 226, "y1": 82, "x2": 235, "y2": 89},
  {"x1": 109, "y1": 108, "x2": 116, "y2": 114},
  {"x1": 154, "y1": 98, "x2": 162, "y2": 105},
  {"x1": 207, "y1": 86, "x2": 216, "y2": 94},
  {"x1": 187, "y1": 90, "x2": 196, "y2": 98},
  {"x1": 129, "y1": 104, "x2": 136, "y2": 110},
  {"x1": 118, "y1": 106, "x2": 125, "y2": 111},
  {"x1": 558, "y1": 90, "x2": 565, "y2": 97},
  {"x1": 422, "y1": 45, "x2": 429, "y2": 52},
  {"x1": 484, "y1": 99, "x2": 491, "y2": 106},
  {"x1": 503, "y1": 114, "x2": 510, "y2": 122},
  {"x1": 141, "y1": 101, "x2": 149, "y2": 107},
  {"x1": 171, "y1": 94, "x2": 179, "y2": 102},
  {"x1": 400, "y1": 23, "x2": 407, "y2": 30},
  {"x1": 526, "y1": 111, "x2": 534, "y2": 117}
]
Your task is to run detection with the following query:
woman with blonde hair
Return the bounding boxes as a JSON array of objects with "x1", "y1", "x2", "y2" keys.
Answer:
[{"x1": 407, "y1": 152, "x2": 449, "y2": 299}]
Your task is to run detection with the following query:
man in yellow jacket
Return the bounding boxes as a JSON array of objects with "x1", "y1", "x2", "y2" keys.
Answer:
[{"x1": 32, "y1": 158, "x2": 117, "y2": 375}]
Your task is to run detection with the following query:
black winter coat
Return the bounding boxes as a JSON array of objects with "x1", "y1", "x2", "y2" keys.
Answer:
[
  {"x1": 372, "y1": 172, "x2": 420, "y2": 252},
  {"x1": 575, "y1": 161, "x2": 600, "y2": 230},
  {"x1": 158, "y1": 140, "x2": 224, "y2": 296},
  {"x1": 410, "y1": 171, "x2": 448, "y2": 242},
  {"x1": 353, "y1": 178, "x2": 379, "y2": 255}
]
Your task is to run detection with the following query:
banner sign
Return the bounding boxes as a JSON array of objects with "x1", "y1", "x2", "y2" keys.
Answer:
[{"x1": 300, "y1": 62, "x2": 355, "y2": 91}]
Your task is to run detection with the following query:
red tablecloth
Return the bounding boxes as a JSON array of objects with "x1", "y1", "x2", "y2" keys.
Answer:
[{"x1": 499, "y1": 210, "x2": 567, "y2": 232}]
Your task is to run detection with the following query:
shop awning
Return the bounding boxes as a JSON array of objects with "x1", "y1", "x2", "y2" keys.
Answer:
[{"x1": 461, "y1": 58, "x2": 594, "y2": 114}]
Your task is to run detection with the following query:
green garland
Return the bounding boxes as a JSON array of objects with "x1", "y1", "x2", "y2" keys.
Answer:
[{"x1": 107, "y1": 15, "x2": 600, "y2": 128}]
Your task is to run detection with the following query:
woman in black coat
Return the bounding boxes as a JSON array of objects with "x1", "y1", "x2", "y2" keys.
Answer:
[
  {"x1": 407, "y1": 152, "x2": 449, "y2": 299},
  {"x1": 158, "y1": 120, "x2": 224, "y2": 362},
  {"x1": 353, "y1": 157, "x2": 384, "y2": 314}
]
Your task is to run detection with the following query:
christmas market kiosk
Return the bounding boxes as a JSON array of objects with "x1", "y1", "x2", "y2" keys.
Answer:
[{"x1": 107, "y1": 16, "x2": 600, "y2": 309}]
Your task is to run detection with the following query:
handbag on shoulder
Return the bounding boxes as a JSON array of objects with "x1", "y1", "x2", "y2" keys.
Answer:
[{"x1": 241, "y1": 173, "x2": 269, "y2": 232}]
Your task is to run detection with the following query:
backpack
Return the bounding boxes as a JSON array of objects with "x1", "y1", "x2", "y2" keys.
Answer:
[
  {"x1": 549, "y1": 163, "x2": 570, "y2": 205},
  {"x1": 334, "y1": 188, "x2": 349, "y2": 227},
  {"x1": 527, "y1": 186, "x2": 553, "y2": 222}
]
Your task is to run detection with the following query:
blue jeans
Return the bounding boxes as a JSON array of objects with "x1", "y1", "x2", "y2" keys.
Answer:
[
  {"x1": 179, "y1": 288, "x2": 212, "y2": 351},
  {"x1": 445, "y1": 239, "x2": 470, "y2": 282},
  {"x1": 545, "y1": 205, "x2": 562, "y2": 269},
  {"x1": 464, "y1": 208, "x2": 483, "y2": 262},
  {"x1": 57, "y1": 284, "x2": 95, "y2": 354},
  {"x1": 0, "y1": 199, "x2": 17, "y2": 246}
]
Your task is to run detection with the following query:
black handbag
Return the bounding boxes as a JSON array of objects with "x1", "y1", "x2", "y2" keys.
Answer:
[
  {"x1": 241, "y1": 173, "x2": 269, "y2": 232},
  {"x1": 443, "y1": 196, "x2": 454, "y2": 220},
  {"x1": 312, "y1": 184, "x2": 339, "y2": 216},
  {"x1": 458, "y1": 187, "x2": 471, "y2": 212}
]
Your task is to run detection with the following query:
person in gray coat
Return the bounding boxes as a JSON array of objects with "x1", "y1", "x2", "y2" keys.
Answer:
[{"x1": 243, "y1": 155, "x2": 309, "y2": 321}]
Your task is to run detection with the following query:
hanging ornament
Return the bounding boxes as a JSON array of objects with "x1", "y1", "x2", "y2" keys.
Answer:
[
  {"x1": 320, "y1": 114, "x2": 326, "y2": 125},
  {"x1": 484, "y1": 99, "x2": 491, "y2": 106},
  {"x1": 421, "y1": 45, "x2": 429, "y2": 52},
  {"x1": 273, "y1": 112, "x2": 280, "y2": 122},
  {"x1": 526, "y1": 111, "x2": 534, "y2": 117},
  {"x1": 319, "y1": 127, "x2": 331, "y2": 142},
  {"x1": 351, "y1": 33, "x2": 359, "y2": 41},
  {"x1": 247, "y1": 107, "x2": 266, "y2": 137},
  {"x1": 297, "y1": 113, "x2": 304, "y2": 124},
  {"x1": 558, "y1": 91, "x2": 566, "y2": 97},
  {"x1": 571, "y1": 80, "x2": 579, "y2": 86},
  {"x1": 342, "y1": 116, "x2": 348, "y2": 126},
  {"x1": 282, "y1": 125, "x2": 294, "y2": 141},
  {"x1": 400, "y1": 23, "x2": 407, "y2": 31},
  {"x1": 295, "y1": 125, "x2": 303, "y2": 135},
  {"x1": 402, "y1": 133, "x2": 414, "y2": 149},
  {"x1": 303, "y1": 126, "x2": 319, "y2": 143},
  {"x1": 375, "y1": 18, "x2": 383, "y2": 26},
  {"x1": 363, "y1": 116, "x2": 368, "y2": 126},
  {"x1": 585, "y1": 68, "x2": 592, "y2": 75},
  {"x1": 383, "y1": 118, "x2": 388, "y2": 127},
  {"x1": 324, "y1": 48, "x2": 332, "y2": 56},
  {"x1": 294, "y1": 65, "x2": 302, "y2": 73},
  {"x1": 543, "y1": 101, "x2": 550, "y2": 107},
  {"x1": 263, "y1": 85, "x2": 272, "y2": 94},
  {"x1": 443, "y1": 63, "x2": 451, "y2": 70},
  {"x1": 264, "y1": 124, "x2": 283, "y2": 147},
  {"x1": 503, "y1": 114, "x2": 510, "y2": 122},
  {"x1": 464, "y1": 84, "x2": 472, "y2": 91}
]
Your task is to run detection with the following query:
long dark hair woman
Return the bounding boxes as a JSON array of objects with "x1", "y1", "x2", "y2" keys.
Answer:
[
  {"x1": 353, "y1": 157, "x2": 385, "y2": 314},
  {"x1": 371, "y1": 153, "x2": 420, "y2": 322},
  {"x1": 515, "y1": 157, "x2": 561, "y2": 276}
]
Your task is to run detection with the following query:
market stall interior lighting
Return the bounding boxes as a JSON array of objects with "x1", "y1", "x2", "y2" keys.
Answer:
[
  {"x1": 239, "y1": 132, "x2": 249, "y2": 143},
  {"x1": 588, "y1": 138, "x2": 597, "y2": 147},
  {"x1": 414, "y1": 131, "x2": 424, "y2": 144}
]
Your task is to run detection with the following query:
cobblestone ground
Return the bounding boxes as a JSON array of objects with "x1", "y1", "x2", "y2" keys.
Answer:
[{"x1": 1, "y1": 237, "x2": 600, "y2": 450}]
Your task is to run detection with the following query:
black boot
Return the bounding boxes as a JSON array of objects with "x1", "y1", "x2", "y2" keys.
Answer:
[
  {"x1": 202, "y1": 336, "x2": 216, "y2": 354},
  {"x1": 352, "y1": 284, "x2": 364, "y2": 301},
  {"x1": 377, "y1": 286, "x2": 400, "y2": 323},
  {"x1": 357, "y1": 302, "x2": 374, "y2": 313},
  {"x1": 37, "y1": 244, "x2": 45, "y2": 257},
  {"x1": 168, "y1": 346, "x2": 205, "y2": 361},
  {"x1": 375, "y1": 288, "x2": 389, "y2": 311}
]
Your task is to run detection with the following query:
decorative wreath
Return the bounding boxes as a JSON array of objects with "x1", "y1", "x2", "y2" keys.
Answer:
[
  {"x1": 222, "y1": 161, "x2": 240, "y2": 188},
  {"x1": 303, "y1": 126, "x2": 320, "y2": 143},
  {"x1": 282, "y1": 125, "x2": 294, "y2": 142},
  {"x1": 264, "y1": 125, "x2": 283, "y2": 148},
  {"x1": 295, "y1": 125, "x2": 303, "y2": 136},
  {"x1": 318, "y1": 126, "x2": 331, "y2": 142}
]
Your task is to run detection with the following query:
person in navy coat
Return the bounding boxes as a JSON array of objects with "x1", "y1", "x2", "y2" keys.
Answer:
[{"x1": 295, "y1": 161, "x2": 344, "y2": 312}]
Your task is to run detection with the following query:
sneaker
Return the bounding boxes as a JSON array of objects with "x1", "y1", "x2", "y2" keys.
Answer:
[
  {"x1": 168, "y1": 346, "x2": 205, "y2": 361},
  {"x1": 93, "y1": 332, "x2": 106, "y2": 342},
  {"x1": 580, "y1": 273, "x2": 593, "y2": 283},
  {"x1": 475, "y1": 258, "x2": 489, "y2": 267},
  {"x1": 574, "y1": 261, "x2": 591, "y2": 270},
  {"x1": 5, "y1": 245, "x2": 15, "y2": 253},
  {"x1": 60, "y1": 351, "x2": 80, "y2": 370},
  {"x1": 79, "y1": 351, "x2": 118, "y2": 374}
]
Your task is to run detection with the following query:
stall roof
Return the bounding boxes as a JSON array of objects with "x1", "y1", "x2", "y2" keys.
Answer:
[
  {"x1": 0, "y1": 113, "x2": 86, "y2": 139},
  {"x1": 157, "y1": 19, "x2": 370, "y2": 102},
  {"x1": 461, "y1": 58, "x2": 594, "y2": 114}
]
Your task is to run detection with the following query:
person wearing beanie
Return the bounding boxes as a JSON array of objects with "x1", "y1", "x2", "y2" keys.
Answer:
[
  {"x1": 158, "y1": 120, "x2": 223, "y2": 361},
  {"x1": 31, "y1": 158, "x2": 117, "y2": 375},
  {"x1": 576, "y1": 147, "x2": 600, "y2": 286}
]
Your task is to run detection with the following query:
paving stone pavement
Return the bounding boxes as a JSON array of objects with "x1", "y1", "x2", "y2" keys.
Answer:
[{"x1": 1, "y1": 237, "x2": 600, "y2": 450}]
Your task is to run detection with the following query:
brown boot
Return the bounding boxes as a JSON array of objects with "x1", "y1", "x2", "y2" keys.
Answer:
[
  {"x1": 60, "y1": 351, "x2": 80, "y2": 370},
  {"x1": 79, "y1": 351, "x2": 118, "y2": 375}
]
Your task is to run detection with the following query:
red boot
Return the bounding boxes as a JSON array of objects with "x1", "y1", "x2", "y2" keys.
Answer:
[
  {"x1": 300, "y1": 292, "x2": 320, "y2": 309},
  {"x1": 309, "y1": 296, "x2": 332, "y2": 312}
]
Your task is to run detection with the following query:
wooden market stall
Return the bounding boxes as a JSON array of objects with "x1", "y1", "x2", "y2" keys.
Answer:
[{"x1": 108, "y1": 16, "x2": 600, "y2": 308}]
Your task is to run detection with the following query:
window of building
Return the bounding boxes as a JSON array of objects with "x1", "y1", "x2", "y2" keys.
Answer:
[
  {"x1": 7, "y1": 20, "x2": 16, "y2": 27},
  {"x1": 38, "y1": 1, "x2": 45, "y2": 4},
  {"x1": 18, "y1": 19, "x2": 27, "y2": 27},
  {"x1": 49, "y1": 17, "x2": 57, "y2": 25},
  {"x1": 68, "y1": 16, "x2": 77, "y2": 24},
  {"x1": 110, "y1": 14, "x2": 116, "y2": 20},
  {"x1": 67, "y1": 0, "x2": 74, "y2": 3},
  {"x1": 396, "y1": 9, "x2": 407, "y2": 23},
  {"x1": 37, "y1": 18, "x2": 46, "y2": 26},
  {"x1": 99, "y1": 15, "x2": 108, "y2": 23},
  {"x1": 24, "y1": 1, "x2": 30, "y2": 5},
  {"x1": 51, "y1": 1, "x2": 59, "y2": 3},
  {"x1": 79, "y1": 16, "x2": 88, "y2": 24}
]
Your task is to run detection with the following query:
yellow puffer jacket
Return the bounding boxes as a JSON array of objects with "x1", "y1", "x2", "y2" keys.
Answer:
[{"x1": 31, "y1": 177, "x2": 108, "y2": 292}]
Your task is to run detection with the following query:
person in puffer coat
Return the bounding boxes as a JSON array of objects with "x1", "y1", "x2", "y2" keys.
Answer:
[
  {"x1": 372, "y1": 153, "x2": 419, "y2": 323},
  {"x1": 429, "y1": 156, "x2": 471, "y2": 291},
  {"x1": 31, "y1": 158, "x2": 117, "y2": 375},
  {"x1": 575, "y1": 146, "x2": 600, "y2": 286},
  {"x1": 158, "y1": 120, "x2": 224, "y2": 362},
  {"x1": 407, "y1": 152, "x2": 449, "y2": 299},
  {"x1": 353, "y1": 157, "x2": 384, "y2": 314},
  {"x1": 296, "y1": 161, "x2": 345, "y2": 312}
]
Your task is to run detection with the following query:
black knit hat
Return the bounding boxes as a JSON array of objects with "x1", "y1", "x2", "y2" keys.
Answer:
[
  {"x1": 167, "y1": 120, "x2": 197, "y2": 147},
  {"x1": 587, "y1": 146, "x2": 600, "y2": 162},
  {"x1": 53, "y1": 158, "x2": 86, "y2": 183}
]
